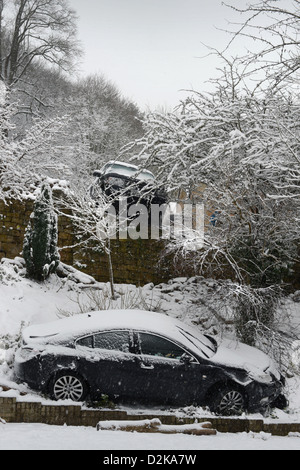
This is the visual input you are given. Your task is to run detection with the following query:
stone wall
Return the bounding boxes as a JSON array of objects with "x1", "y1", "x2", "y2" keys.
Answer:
[
  {"x1": 1, "y1": 195, "x2": 299, "y2": 288},
  {"x1": 1, "y1": 395, "x2": 300, "y2": 435},
  {"x1": 73, "y1": 238, "x2": 174, "y2": 286},
  {"x1": 0, "y1": 195, "x2": 179, "y2": 286},
  {"x1": 0, "y1": 198, "x2": 31, "y2": 261},
  {"x1": 0, "y1": 196, "x2": 74, "y2": 267}
]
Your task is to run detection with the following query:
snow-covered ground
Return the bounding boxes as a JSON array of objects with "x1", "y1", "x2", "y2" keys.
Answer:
[
  {"x1": 1, "y1": 422, "x2": 300, "y2": 450},
  {"x1": 1, "y1": 256, "x2": 300, "y2": 450}
]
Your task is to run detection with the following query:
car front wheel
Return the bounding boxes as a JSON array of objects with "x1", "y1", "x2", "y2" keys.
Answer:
[
  {"x1": 210, "y1": 386, "x2": 245, "y2": 416},
  {"x1": 50, "y1": 372, "x2": 87, "y2": 402}
]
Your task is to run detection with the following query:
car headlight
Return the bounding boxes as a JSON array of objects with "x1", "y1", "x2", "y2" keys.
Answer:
[
  {"x1": 16, "y1": 347, "x2": 41, "y2": 362},
  {"x1": 245, "y1": 363, "x2": 274, "y2": 384},
  {"x1": 107, "y1": 177, "x2": 125, "y2": 188},
  {"x1": 250, "y1": 371, "x2": 274, "y2": 384},
  {"x1": 130, "y1": 188, "x2": 140, "y2": 196}
]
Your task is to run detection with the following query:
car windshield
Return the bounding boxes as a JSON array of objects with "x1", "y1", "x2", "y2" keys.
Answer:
[
  {"x1": 103, "y1": 163, "x2": 155, "y2": 181},
  {"x1": 178, "y1": 327, "x2": 217, "y2": 359}
]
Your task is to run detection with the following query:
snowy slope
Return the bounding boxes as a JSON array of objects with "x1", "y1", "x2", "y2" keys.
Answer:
[{"x1": 1, "y1": 256, "x2": 300, "y2": 426}]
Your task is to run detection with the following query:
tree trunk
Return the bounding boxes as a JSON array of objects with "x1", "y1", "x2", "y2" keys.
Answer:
[{"x1": 106, "y1": 238, "x2": 116, "y2": 300}]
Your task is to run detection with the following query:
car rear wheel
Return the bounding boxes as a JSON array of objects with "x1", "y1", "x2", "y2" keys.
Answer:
[
  {"x1": 50, "y1": 372, "x2": 87, "y2": 402},
  {"x1": 210, "y1": 386, "x2": 245, "y2": 416}
]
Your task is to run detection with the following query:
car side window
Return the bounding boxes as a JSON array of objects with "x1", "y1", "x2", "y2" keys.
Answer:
[
  {"x1": 138, "y1": 332, "x2": 185, "y2": 360},
  {"x1": 94, "y1": 330, "x2": 130, "y2": 353},
  {"x1": 76, "y1": 335, "x2": 93, "y2": 348}
]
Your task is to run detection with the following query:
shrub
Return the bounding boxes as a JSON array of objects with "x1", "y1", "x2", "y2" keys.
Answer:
[{"x1": 23, "y1": 182, "x2": 60, "y2": 281}]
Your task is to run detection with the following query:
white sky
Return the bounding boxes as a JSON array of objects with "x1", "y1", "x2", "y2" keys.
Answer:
[{"x1": 71, "y1": 0, "x2": 249, "y2": 110}]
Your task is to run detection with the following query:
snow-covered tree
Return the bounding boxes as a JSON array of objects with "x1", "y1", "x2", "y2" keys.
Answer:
[
  {"x1": 65, "y1": 74, "x2": 143, "y2": 176},
  {"x1": 0, "y1": 86, "x2": 25, "y2": 201},
  {"x1": 55, "y1": 184, "x2": 118, "y2": 299},
  {"x1": 131, "y1": 58, "x2": 300, "y2": 346},
  {"x1": 224, "y1": 0, "x2": 300, "y2": 91},
  {"x1": 0, "y1": 89, "x2": 71, "y2": 201},
  {"x1": 23, "y1": 182, "x2": 60, "y2": 281},
  {"x1": 135, "y1": 70, "x2": 300, "y2": 287},
  {"x1": 0, "y1": 0, "x2": 81, "y2": 88},
  {"x1": 0, "y1": 0, "x2": 82, "y2": 146}
]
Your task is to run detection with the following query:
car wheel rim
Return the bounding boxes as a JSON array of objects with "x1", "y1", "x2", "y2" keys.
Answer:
[
  {"x1": 217, "y1": 390, "x2": 244, "y2": 415},
  {"x1": 54, "y1": 375, "x2": 84, "y2": 401}
]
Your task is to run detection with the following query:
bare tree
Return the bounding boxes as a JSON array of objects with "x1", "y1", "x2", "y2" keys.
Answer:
[
  {"x1": 0, "y1": 0, "x2": 81, "y2": 88},
  {"x1": 55, "y1": 185, "x2": 119, "y2": 300},
  {"x1": 223, "y1": 0, "x2": 300, "y2": 90}
]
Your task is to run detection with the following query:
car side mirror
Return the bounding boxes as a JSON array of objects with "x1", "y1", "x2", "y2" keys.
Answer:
[{"x1": 180, "y1": 353, "x2": 194, "y2": 364}]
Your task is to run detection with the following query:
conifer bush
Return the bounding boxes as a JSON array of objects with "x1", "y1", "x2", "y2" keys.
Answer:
[{"x1": 23, "y1": 183, "x2": 60, "y2": 281}]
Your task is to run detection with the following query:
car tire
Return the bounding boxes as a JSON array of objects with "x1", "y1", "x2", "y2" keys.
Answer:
[
  {"x1": 271, "y1": 393, "x2": 289, "y2": 410},
  {"x1": 210, "y1": 385, "x2": 245, "y2": 416},
  {"x1": 49, "y1": 371, "x2": 88, "y2": 402}
]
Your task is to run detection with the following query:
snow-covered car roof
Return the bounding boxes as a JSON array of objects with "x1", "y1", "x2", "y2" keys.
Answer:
[
  {"x1": 94, "y1": 161, "x2": 155, "y2": 181},
  {"x1": 22, "y1": 309, "x2": 216, "y2": 359}
]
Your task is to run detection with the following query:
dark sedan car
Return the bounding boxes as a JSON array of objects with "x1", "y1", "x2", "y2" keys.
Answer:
[
  {"x1": 89, "y1": 161, "x2": 167, "y2": 208},
  {"x1": 14, "y1": 310, "x2": 286, "y2": 415}
]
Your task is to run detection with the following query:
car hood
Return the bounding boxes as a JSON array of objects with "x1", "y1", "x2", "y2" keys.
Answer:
[{"x1": 210, "y1": 338, "x2": 280, "y2": 379}]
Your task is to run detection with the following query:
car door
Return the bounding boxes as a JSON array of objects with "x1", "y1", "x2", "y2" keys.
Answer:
[
  {"x1": 75, "y1": 329, "x2": 140, "y2": 399},
  {"x1": 132, "y1": 331, "x2": 207, "y2": 406}
]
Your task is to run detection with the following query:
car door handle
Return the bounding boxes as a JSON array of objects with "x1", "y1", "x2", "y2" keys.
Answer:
[{"x1": 140, "y1": 363, "x2": 154, "y2": 370}]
